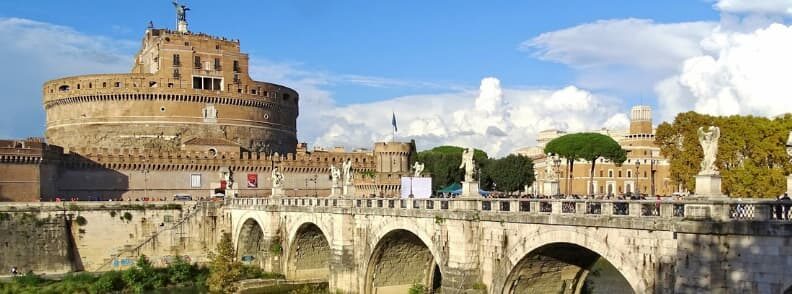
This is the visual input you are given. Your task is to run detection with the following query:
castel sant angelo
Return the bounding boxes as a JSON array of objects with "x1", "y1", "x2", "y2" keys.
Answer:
[{"x1": 0, "y1": 5, "x2": 414, "y2": 201}]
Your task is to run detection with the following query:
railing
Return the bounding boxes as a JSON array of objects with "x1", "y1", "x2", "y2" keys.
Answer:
[{"x1": 226, "y1": 197, "x2": 790, "y2": 222}]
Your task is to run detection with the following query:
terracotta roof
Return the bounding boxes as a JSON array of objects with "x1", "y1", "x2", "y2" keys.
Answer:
[{"x1": 182, "y1": 137, "x2": 240, "y2": 146}]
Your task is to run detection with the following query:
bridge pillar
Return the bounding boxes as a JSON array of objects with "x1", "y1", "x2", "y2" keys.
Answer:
[
  {"x1": 441, "y1": 218, "x2": 483, "y2": 293},
  {"x1": 327, "y1": 213, "x2": 358, "y2": 293}
]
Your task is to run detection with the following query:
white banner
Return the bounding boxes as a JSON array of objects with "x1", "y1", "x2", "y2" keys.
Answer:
[{"x1": 400, "y1": 177, "x2": 432, "y2": 198}]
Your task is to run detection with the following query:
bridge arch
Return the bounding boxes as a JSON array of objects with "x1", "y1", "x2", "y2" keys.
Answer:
[
  {"x1": 365, "y1": 228, "x2": 443, "y2": 294},
  {"x1": 235, "y1": 217, "x2": 267, "y2": 267},
  {"x1": 503, "y1": 229, "x2": 644, "y2": 293},
  {"x1": 285, "y1": 222, "x2": 331, "y2": 281}
]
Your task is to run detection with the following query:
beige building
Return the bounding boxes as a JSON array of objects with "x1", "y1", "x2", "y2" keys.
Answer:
[{"x1": 518, "y1": 106, "x2": 676, "y2": 197}]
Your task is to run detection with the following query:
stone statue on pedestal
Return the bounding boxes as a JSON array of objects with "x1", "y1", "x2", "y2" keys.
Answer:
[
  {"x1": 342, "y1": 159, "x2": 353, "y2": 186},
  {"x1": 271, "y1": 167, "x2": 284, "y2": 188},
  {"x1": 172, "y1": 1, "x2": 189, "y2": 22},
  {"x1": 545, "y1": 154, "x2": 557, "y2": 181},
  {"x1": 270, "y1": 167, "x2": 285, "y2": 197},
  {"x1": 459, "y1": 147, "x2": 476, "y2": 182},
  {"x1": 330, "y1": 164, "x2": 341, "y2": 187},
  {"x1": 698, "y1": 126, "x2": 720, "y2": 176},
  {"x1": 412, "y1": 162, "x2": 425, "y2": 177}
]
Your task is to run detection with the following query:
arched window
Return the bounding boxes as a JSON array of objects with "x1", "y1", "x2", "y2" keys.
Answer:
[{"x1": 627, "y1": 170, "x2": 632, "y2": 178}]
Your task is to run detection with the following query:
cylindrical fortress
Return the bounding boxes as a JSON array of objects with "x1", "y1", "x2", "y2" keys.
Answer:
[{"x1": 42, "y1": 29, "x2": 299, "y2": 154}]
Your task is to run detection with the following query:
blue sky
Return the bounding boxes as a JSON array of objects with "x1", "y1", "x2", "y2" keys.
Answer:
[{"x1": 0, "y1": 0, "x2": 790, "y2": 155}]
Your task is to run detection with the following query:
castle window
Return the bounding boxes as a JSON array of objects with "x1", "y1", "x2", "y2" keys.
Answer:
[
  {"x1": 58, "y1": 85, "x2": 70, "y2": 91},
  {"x1": 214, "y1": 58, "x2": 221, "y2": 71},
  {"x1": 215, "y1": 45, "x2": 220, "y2": 50},
  {"x1": 190, "y1": 174, "x2": 201, "y2": 188},
  {"x1": 88, "y1": 83, "x2": 92, "y2": 89},
  {"x1": 212, "y1": 78, "x2": 221, "y2": 91},
  {"x1": 77, "y1": 84, "x2": 81, "y2": 90},
  {"x1": 114, "y1": 82, "x2": 121, "y2": 88},
  {"x1": 233, "y1": 60, "x2": 240, "y2": 72},
  {"x1": 167, "y1": 83, "x2": 174, "y2": 88},
  {"x1": 599, "y1": 170, "x2": 603, "y2": 177},
  {"x1": 149, "y1": 81, "x2": 158, "y2": 87},
  {"x1": 627, "y1": 170, "x2": 632, "y2": 178},
  {"x1": 184, "y1": 42, "x2": 190, "y2": 46},
  {"x1": 193, "y1": 76, "x2": 202, "y2": 89},
  {"x1": 102, "y1": 82, "x2": 107, "y2": 88},
  {"x1": 251, "y1": 89, "x2": 257, "y2": 95},
  {"x1": 173, "y1": 54, "x2": 181, "y2": 66},
  {"x1": 608, "y1": 170, "x2": 613, "y2": 178},
  {"x1": 618, "y1": 170, "x2": 622, "y2": 177},
  {"x1": 160, "y1": 107, "x2": 166, "y2": 112},
  {"x1": 173, "y1": 68, "x2": 180, "y2": 78},
  {"x1": 194, "y1": 56, "x2": 201, "y2": 69}
]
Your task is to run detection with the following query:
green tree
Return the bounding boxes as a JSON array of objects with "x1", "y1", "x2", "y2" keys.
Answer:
[
  {"x1": 545, "y1": 133, "x2": 626, "y2": 195},
  {"x1": 656, "y1": 112, "x2": 792, "y2": 197},
  {"x1": 415, "y1": 146, "x2": 489, "y2": 191},
  {"x1": 122, "y1": 255, "x2": 164, "y2": 293},
  {"x1": 485, "y1": 154, "x2": 535, "y2": 193},
  {"x1": 207, "y1": 232, "x2": 242, "y2": 293},
  {"x1": 168, "y1": 256, "x2": 194, "y2": 285}
]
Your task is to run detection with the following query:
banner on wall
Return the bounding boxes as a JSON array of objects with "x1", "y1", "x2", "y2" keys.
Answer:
[
  {"x1": 400, "y1": 177, "x2": 432, "y2": 198},
  {"x1": 247, "y1": 173, "x2": 258, "y2": 188}
]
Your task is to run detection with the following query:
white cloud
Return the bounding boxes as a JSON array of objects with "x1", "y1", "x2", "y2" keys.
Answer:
[
  {"x1": 715, "y1": 0, "x2": 792, "y2": 15},
  {"x1": 523, "y1": 19, "x2": 716, "y2": 92},
  {"x1": 303, "y1": 77, "x2": 626, "y2": 157},
  {"x1": 0, "y1": 18, "x2": 133, "y2": 138},
  {"x1": 656, "y1": 23, "x2": 792, "y2": 120}
]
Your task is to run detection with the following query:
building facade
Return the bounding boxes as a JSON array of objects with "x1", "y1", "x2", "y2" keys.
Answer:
[
  {"x1": 1, "y1": 20, "x2": 414, "y2": 202},
  {"x1": 519, "y1": 106, "x2": 676, "y2": 197}
]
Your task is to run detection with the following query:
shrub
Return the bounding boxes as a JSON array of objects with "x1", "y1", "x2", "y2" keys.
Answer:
[
  {"x1": 122, "y1": 212, "x2": 133, "y2": 222},
  {"x1": 167, "y1": 256, "x2": 194, "y2": 285},
  {"x1": 92, "y1": 271, "x2": 125, "y2": 293},
  {"x1": 13, "y1": 271, "x2": 45, "y2": 287},
  {"x1": 408, "y1": 283, "x2": 426, "y2": 294},
  {"x1": 109, "y1": 210, "x2": 117, "y2": 218}
]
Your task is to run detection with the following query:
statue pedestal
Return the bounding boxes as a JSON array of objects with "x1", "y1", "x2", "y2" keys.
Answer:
[
  {"x1": 330, "y1": 186, "x2": 342, "y2": 197},
  {"x1": 177, "y1": 20, "x2": 188, "y2": 33},
  {"x1": 271, "y1": 187, "x2": 285, "y2": 198},
  {"x1": 787, "y1": 175, "x2": 792, "y2": 195},
  {"x1": 460, "y1": 181, "x2": 480, "y2": 198},
  {"x1": 342, "y1": 184, "x2": 356, "y2": 198},
  {"x1": 693, "y1": 174, "x2": 726, "y2": 199},
  {"x1": 543, "y1": 180, "x2": 559, "y2": 196}
]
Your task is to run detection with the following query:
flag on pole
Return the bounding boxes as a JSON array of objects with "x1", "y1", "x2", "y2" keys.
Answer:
[{"x1": 391, "y1": 112, "x2": 398, "y2": 132}]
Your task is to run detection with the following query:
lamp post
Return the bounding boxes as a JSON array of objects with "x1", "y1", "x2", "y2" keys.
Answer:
[
  {"x1": 554, "y1": 158, "x2": 562, "y2": 196},
  {"x1": 635, "y1": 160, "x2": 640, "y2": 196},
  {"x1": 650, "y1": 159, "x2": 656, "y2": 197}
]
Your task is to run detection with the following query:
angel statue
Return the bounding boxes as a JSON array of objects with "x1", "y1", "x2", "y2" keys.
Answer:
[
  {"x1": 412, "y1": 162, "x2": 425, "y2": 177},
  {"x1": 698, "y1": 126, "x2": 720, "y2": 175},
  {"x1": 330, "y1": 164, "x2": 341, "y2": 187},
  {"x1": 271, "y1": 167, "x2": 284, "y2": 188},
  {"x1": 459, "y1": 147, "x2": 476, "y2": 182},
  {"x1": 342, "y1": 159, "x2": 353, "y2": 186}
]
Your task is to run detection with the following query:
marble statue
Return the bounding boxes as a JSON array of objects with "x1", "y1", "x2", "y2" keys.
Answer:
[
  {"x1": 786, "y1": 131, "x2": 792, "y2": 158},
  {"x1": 172, "y1": 1, "x2": 190, "y2": 22},
  {"x1": 698, "y1": 126, "x2": 720, "y2": 175},
  {"x1": 330, "y1": 164, "x2": 341, "y2": 187},
  {"x1": 459, "y1": 147, "x2": 476, "y2": 182},
  {"x1": 342, "y1": 159, "x2": 353, "y2": 186},
  {"x1": 271, "y1": 167, "x2": 284, "y2": 188},
  {"x1": 412, "y1": 162, "x2": 425, "y2": 177},
  {"x1": 545, "y1": 154, "x2": 557, "y2": 181}
]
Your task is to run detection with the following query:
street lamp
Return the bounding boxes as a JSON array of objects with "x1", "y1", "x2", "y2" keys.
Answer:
[
  {"x1": 635, "y1": 160, "x2": 640, "y2": 196},
  {"x1": 553, "y1": 158, "x2": 562, "y2": 196}
]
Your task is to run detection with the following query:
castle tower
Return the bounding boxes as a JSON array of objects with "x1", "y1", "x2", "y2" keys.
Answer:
[
  {"x1": 43, "y1": 19, "x2": 299, "y2": 154},
  {"x1": 629, "y1": 105, "x2": 653, "y2": 135}
]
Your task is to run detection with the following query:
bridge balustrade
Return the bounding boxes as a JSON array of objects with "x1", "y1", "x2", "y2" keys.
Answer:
[{"x1": 227, "y1": 197, "x2": 792, "y2": 223}]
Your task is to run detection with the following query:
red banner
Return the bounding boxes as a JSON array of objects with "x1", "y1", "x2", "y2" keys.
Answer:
[
  {"x1": 247, "y1": 173, "x2": 258, "y2": 188},
  {"x1": 220, "y1": 180, "x2": 227, "y2": 189}
]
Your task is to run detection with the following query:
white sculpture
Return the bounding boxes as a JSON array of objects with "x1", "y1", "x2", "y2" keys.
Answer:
[
  {"x1": 545, "y1": 154, "x2": 557, "y2": 181},
  {"x1": 330, "y1": 164, "x2": 341, "y2": 187},
  {"x1": 459, "y1": 147, "x2": 476, "y2": 182},
  {"x1": 342, "y1": 159, "x2": 353, "y2": 186},
  {"x1": 786, "y1": 131, "x2": 792, "y2": 158},
  {"x1": 698, "y1": 126, "x2": 720, "y2": 175},
  {"x1": 412, "y1": 162, "x2": 425, "y2": 177},
  {"x1": 271, "y1": 167, "x2": 284, "y2": 188}
]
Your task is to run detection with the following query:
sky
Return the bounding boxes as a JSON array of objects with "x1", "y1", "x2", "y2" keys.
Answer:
[{"x1": 1, "y1": 0, "x2": 791, "y2": 156}]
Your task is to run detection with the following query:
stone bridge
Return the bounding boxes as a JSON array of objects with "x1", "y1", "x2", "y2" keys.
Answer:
[{"x1": 227, "y1": 197, "x2": 792, "y2": 293}]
